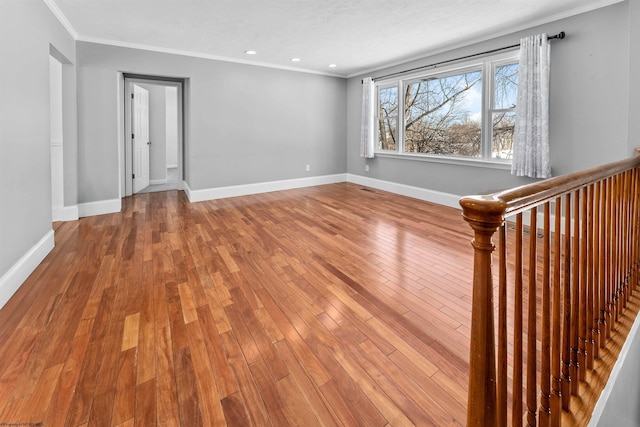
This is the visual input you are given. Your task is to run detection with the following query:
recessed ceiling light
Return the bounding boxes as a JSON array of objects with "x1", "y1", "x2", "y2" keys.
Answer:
[
  {"x1": 329, "y1": 64, "x2": 337, "y2": 68},
  {"x1": 245, "y1": 50, "x2": 257, "y2": 55},
  {"x1": 290, "y1": 58, "x2": 301, "y2": 62}
]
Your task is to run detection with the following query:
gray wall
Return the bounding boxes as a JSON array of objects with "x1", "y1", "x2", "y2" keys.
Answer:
[
  {"x1": 76, "y1": 42, "x2": 347, "y2": 203},
  {"x1": 0, "y1": 0, "x2": 76, "y2": 276},
  {"x1": 590, "y1": 5, "x2": 640, "y2": 425},
  {"x1": 628, "y1": 0, "x2": 640, "y2": 155},
  {"x1": 347, "y1": 1, "x2": 632, "y2": 197}
]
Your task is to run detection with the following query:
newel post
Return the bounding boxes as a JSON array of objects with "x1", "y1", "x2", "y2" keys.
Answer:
[{"x1": 460, "y1": 196, "x2": 507, "y2": 427}]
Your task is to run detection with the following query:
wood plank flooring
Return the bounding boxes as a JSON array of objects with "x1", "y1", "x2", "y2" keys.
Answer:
[{"x1": 0, "y1": 183, "x2": 477, "y2": 426}]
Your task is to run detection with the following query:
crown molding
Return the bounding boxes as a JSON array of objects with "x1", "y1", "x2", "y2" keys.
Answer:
[
  {"x1": 347, "y1": 0, "x2": 624, "y2": 79},
  {"x1": 42, "y1": 0, "x2": 78, "y2": 39},
  {"x1": 42, "y1": 0, "x2": 344, "y2": 77},
  {"x1": 76, "y1": 36, "x2": 345, "y2": 78}
]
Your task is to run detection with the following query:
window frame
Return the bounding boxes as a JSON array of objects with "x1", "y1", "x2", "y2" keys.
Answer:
[{"x1": 373, "y1": 50, "x2": 520, "y2": 167}]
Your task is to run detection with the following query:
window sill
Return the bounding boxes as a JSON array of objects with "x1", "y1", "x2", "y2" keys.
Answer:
[{"x1": 374, "y1": 152, "x2": 512, "y2": 170}]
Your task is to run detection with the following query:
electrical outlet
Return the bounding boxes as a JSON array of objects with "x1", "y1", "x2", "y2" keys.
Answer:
[
  {"x1": 365, "y1": 164, "x2": 369, "y2": 172},
  {"x1": 306, "y1": 164, "x2": 310, "y2": 171}
]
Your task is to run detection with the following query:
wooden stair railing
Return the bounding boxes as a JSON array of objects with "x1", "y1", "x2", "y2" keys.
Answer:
[{"x1": 460, "y1": 149, "x2": 640, "y2": 427}]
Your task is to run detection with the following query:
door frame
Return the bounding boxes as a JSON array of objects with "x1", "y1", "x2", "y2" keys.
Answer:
[{"x1": 120, "y1": 73, "x2": 186, "y2": 197}]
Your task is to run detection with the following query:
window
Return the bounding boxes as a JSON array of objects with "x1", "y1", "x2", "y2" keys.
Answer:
[
  {"x1": 491, "y1": 63, "x2": 518, "y2": 159},
  {"x1": 376, "y1": 85, "x2": 398, "y2": 151},
  {"x1": 374, "y1": 52, "x2": 519, "y2": 164},
  {"x1": 404, "y1": 69, "x2": 482, "y2": 157}
]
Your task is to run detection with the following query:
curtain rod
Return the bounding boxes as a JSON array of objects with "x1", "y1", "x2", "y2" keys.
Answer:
[{"x1": 364, "y1": 31, "x2": 565, "y2": 83}]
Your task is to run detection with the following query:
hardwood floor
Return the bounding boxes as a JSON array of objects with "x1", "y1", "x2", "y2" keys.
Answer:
[{"x1": 0, "y1": 183, "x2": 476, "y2": 426}]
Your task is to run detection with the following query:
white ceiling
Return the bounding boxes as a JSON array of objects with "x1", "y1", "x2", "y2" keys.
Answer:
[{"x1": 48, "y1": 0, "x2": 622, "y2": 77}]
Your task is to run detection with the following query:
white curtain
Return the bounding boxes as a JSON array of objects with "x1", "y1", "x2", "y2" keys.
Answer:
[
  {"x1": 512, "y1": 34, "x2": 551, "y2": 178},
  {"x1": 360, "y1": 77, "x2": 375, "y2": 158}
]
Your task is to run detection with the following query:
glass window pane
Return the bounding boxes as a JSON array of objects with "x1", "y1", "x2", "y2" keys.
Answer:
[
  {"x1": 404, "y1": 70, "x2": 482, "y2": 157},
  {"x1": 494, "y1": 63, "x2": 518, "y2": 110},
  {"x1": 378, "y1": 86, "x2": 398, "y2": 118},
  {"x1": 377, "y1": 86, "x2": 398, "y2": 151},
  {"x1": 492, "y1": 111, "x2": 515, "y2": 159},
  {"x1": 378, "y1": 118, "x2": 397, "y2": 150}
]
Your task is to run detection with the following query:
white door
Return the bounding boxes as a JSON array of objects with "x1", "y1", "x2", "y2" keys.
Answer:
[{"x1": 133, "y1": 84, "x2": 150, "y2": 193}]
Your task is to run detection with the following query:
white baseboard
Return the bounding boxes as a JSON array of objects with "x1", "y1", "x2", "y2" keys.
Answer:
[
  {"x1": 346, "y1": 173, "x2": 461, "y2": 209},
  {"x1": 0, "y1": 230, "x2": 55, "y2": 310},
  {"x1": 150, "y1": 178, "x2": 167, "y2": 185},
  {"x1": 78, "y1": 199, "x2": 121, "y2": 218},
  {"x1": 52, "y1": 205, "x2": 79, "y2": 222},
  {"x1": 183, "y1": 173, "x2": 462, "y2": 208},
  {"x1": 184, "y1": 174, "x2": 348, "y2": 203},
  {"x1": 345, "y1": 176, "x2": 576, "y2": 234},
  {"x1": 182, "y1": 180, "x2": 190, "y2": 198},
  {"x1": 588, "y1": 308, "x2": 640, "y2": 426}
]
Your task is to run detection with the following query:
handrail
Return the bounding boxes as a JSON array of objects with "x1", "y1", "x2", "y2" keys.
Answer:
[
  {"x1": 461, "y1": 149, "x2": 640, "y2": 218},
  {"x1": 460, "y1": 148, "x2": 640, "y2": 427}
]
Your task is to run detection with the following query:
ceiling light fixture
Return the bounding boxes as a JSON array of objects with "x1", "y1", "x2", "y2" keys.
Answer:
[
  {"x1": 329, "y1": 64, "x2": 337, "y2": 68},
  {"x1": 290, "y1": 58, "x2": 301, "y2": 62},
  {"x1": 245, "y1": 50, "x2": 257, "y2": 55}
]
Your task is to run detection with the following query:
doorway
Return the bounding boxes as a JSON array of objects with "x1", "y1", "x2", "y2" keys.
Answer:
[
  {"x1": 50, "y1": 54, "x2": 64, "y2": 213},
  {"x1": 122, "y1": 75, "x2": 185, "y2": 196},
  {"x1": 49, "y1": 44, "x2": 77, "y2": 221}
]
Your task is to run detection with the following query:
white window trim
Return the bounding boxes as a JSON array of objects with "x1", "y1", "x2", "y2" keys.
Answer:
[{"x1": 374, "y1": 50, "x2": 520, "y2": 166}]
